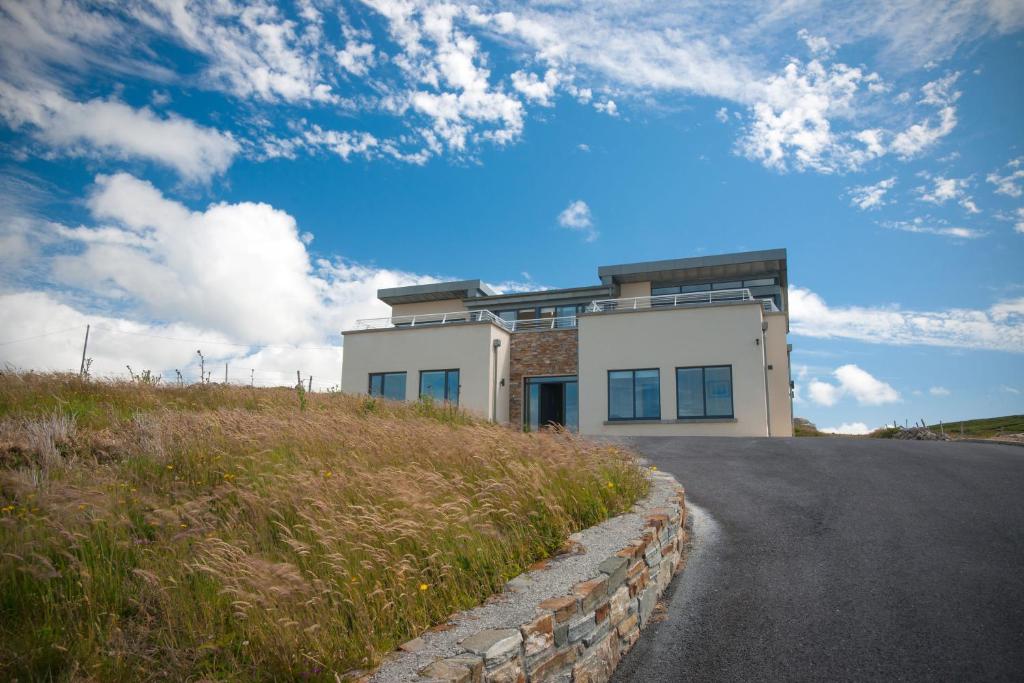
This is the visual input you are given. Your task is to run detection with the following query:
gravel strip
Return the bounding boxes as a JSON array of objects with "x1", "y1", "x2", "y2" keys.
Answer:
[{"x1": 370, "y1": 471, "x2": 680, "y2": 682}]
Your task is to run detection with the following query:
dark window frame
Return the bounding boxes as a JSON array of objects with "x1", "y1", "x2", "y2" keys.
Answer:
[
  {"x1": 675, "y1": 365, "x2": 734, "y2": 419},
  {"x1": 368, "y1": 371, "x2": 407, "y2": 401},
  {"x1": 606, "y1": 368, "x2": 661, "y2": 421},
  {"x1": 418, "y1": 368, "x2": 461, "y2": 404}
]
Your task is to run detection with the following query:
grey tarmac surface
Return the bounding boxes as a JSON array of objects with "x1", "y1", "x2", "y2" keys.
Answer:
[{"x1": 611, "y1": 436, "x2": 1024, "y2": 682}]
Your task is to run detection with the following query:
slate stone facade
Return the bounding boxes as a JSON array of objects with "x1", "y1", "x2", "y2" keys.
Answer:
[{"x1": 508, "y1": 328, "x2": 578, "y2": 430}]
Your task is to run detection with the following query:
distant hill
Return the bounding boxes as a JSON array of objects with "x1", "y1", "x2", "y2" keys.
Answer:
[
  {"x1": 793, "y1": 417, "x2": 824, "y2": 437},
  {"x1": 926, "y1": 414, "x2": 1024, "y2": 439}
]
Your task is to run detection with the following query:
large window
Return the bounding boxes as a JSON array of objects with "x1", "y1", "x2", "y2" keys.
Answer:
[
  {"x1": 419, "y1": 369, "x2": 460, "y2": 404},
  {"x1": 676, "y1": 366, "x2": 733, "y2": 419},
  {"x1": 369, "y1": 372, "x2": 406, "y2": 401},
  {"x1": 608, "y1": 369, "x2": 660, "y2": 421}
]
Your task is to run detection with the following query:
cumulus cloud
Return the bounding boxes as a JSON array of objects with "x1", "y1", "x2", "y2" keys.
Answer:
[
  {"x1": 807, "y1": 364, "x2": 900, "y2": 406},
  {"x1": 889, "y1": 105, "x2": 957, "y2": 159},
  {"x1": 789, "y1": 286, "x2": 1024, "y2": 353},
  {"x1": 849, "y1": 177, "x2": 896, "y2": 210},
  {"x1": 594, "y1": 99, "x2": 618, "y2": 117},
  {"x1": 820, "y1": 422, "x2": 872, "y2": 435},
  {"x1": 336, "y1": 40, "x2": 376, "y2": 77},
  {"x1": 134, "y1": 0, "x2": 337, "y2": 104},
  {"x1": 737, "y1": 57, "x2": 958, "y2": 173},
  {"x1": 916, "y1": 175, "x2": 979, "y2": 213},
  {"x1": 0, "y1": 0, "x2": 1007, "y2": 168},
  {"x1": 511, "y1": 69, "x2": 560, "y2": 106},
  {"x1": 557, "y1": 199, "x2": 597, "y2": 242},
  {"x1": 0, "y1": 85, "x2": 238, "y2": 180},
  {"x1": 987, "y1": 157, "x2": 1024, "y2": 198},
  {"x1": 0, "y1": 173, "x2": 441, "y2": 384}
]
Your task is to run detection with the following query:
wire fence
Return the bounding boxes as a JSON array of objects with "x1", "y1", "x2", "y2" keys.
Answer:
[{"x1": 0, "y1": 324, "x2": 343, "y2": 392}]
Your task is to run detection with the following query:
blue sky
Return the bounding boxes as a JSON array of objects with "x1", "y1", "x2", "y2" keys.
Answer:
[{"x1": 0, "y1": 0, "x2": 1022, "y2": 432}]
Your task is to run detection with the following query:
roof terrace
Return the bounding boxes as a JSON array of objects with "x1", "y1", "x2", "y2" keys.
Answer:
[{"x1": 351, "y1": 287, "x2": 778, "y2": 332}]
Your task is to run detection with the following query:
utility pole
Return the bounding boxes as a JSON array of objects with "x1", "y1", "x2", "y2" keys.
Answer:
[
  {"x1": 250, "y1": 368, "x2": 254, "y2": 387},
  {"x1": 224, "y1": 362, "x2": 228, "y2": 384},
  {"x1": 308, "y1": 375, "x2": 313, "y2": 393},
  {"x1": 78, "y1": 324, "x2": 90, "y2": 376}
]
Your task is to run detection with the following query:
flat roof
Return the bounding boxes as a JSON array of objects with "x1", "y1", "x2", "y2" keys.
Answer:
[
  {"x1": 597, "y1": 249, "x2": 787, "y2": 284},
  {"x1": 377, "y1": 279, "x2": 495, "y2": 305},
  {"x1": 378, "y1": 249, "x2": 789, "y2": 308}
]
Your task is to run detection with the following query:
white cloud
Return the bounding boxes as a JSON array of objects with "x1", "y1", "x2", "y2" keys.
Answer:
[
  {"x1": 1002, "y1": 385, "x2": 1021, "y2": 395},
  {"x1": 808, "y1": 379, "x2": 842, "y2": 406},
  {"x1": 486, "y1": 272, "x2": 550, "y2": 294},
  {"x1": 735, "y1": 55, "x2": 959, "y2": 173},
  {"x1": 577, "y1": 143, "x2": 590, "y2": 152},
  {"x1": 916, "y1": 175, "x2": 979, "y2": 213},
  {"x1": 134, "y1": 0, "x2": 337, "y2": 104},
  {"x1": 821, "y1": 422, "x2": 872, "y2": 435},
  {"x1": 849, "y1": 177, "x2": 896, "y2": 210},
  {"x1": 835, "y1": 364, "x2": 901, "y2": 405},
  {"x1": 0, "y1": 176, "x2": 445, "y2": 385},
  {"x1": 336, "y1": 41, "x2": 376, "y2": 77},
  {"x1": 557, "y1": 199, "x2": 597, "y2": 241},
  {"x1": 511, "y1": 68, "x2": 560, "y2": 106},
  {"x1": 738, "y1": 59, "x2": 870, "y2": 173},
  {"x1": 919, "y1": 72, "x2": 961, "y2": 107},
  {"x1": 889, "y1": 105, "x2": 957, "y2": 158},
  {"x1": 302, "y1": 126, "x2": 380, "y2": 161},
  {"x1": 808, "y1": 364, "x2": 900, "y2": 407},
  {"x1": 2, "y1": 0, "x2": 1007, "y2": 168},
  {"x1": 789, "y1": 286, "x2": 1024, "y2": 353},
  {"x1": 715, "y1": 107, "x2": 729, "y2": 123},
  {"x1": 1016, "y1": 207, "x2": 1024, "y2": 235},
  {"x1": 987, "y1": 157, "x2": 1024, "y2": 198},
  {"x1": 929, "y1": 386, "x2": 951, "y2": 396},
  {"x1": 0, "y1": 84, "x2": 238, "y2": 180},
  {"x1": 594, "y1": 99, "x2": 618, "y2": 117},
  {"x1": 882, "y1": 218, "x2": 984, "y2": 240},
  {"x1": 797, "y1": 29, "x2": 834, "y2": 57}
]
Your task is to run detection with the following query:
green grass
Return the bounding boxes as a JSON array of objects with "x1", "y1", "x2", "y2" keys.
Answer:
[
  {"x1": 926, "y1": 414, "x2": 1024, "y2": 439},
  {"x1": 0, "y1": 372, "x2": 649, "y2": 681},
  {"x1": 792, "y1": 418, "x2": 824, "y2": 437}
]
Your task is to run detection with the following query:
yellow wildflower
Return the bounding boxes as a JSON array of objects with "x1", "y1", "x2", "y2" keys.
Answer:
[{"x1": 419, "y1": 583, "x2": 429, "y2": 591}]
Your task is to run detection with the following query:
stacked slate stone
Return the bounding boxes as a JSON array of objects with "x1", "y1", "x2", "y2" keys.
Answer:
[
  {"x1": 418, "y1": 480, "x2": 688, "y2": 683},
  {"x1": 891, "y1": 426, "x2": 949, "y2": 441}
]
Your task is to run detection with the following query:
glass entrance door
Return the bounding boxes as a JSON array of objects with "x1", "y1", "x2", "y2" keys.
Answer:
[{"x1": 525, "y1": 376, "x2": 579, "y2": 432}]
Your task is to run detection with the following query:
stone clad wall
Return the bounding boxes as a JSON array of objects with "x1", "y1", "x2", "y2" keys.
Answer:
[
  {"x1": 508, "y1": 329, "x2": 579, "y2": 430},
  {"x1": 417, "y1": 477, "x2": 688, "y2": 683}
]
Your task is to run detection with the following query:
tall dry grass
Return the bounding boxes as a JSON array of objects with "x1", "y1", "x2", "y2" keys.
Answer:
[{"x1": 0, "y1": 372, "x2": 648, "y2": 681}]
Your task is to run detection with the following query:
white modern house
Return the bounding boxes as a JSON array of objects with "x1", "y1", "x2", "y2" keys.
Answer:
[{"x1": 341, "y1": 249, "x2": 794, "y2": 437}]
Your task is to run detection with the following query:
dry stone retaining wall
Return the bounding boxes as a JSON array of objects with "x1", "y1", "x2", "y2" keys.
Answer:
[{"x1": 413, "y1": 475, "x2": 688, "y2": 683}]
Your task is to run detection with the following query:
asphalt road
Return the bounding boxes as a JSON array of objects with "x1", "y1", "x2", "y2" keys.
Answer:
[{"x1": 611, "y1": 437, "x2": 1024, "y2": 682}]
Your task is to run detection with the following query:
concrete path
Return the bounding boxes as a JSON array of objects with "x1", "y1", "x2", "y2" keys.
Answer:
[{"x1": 611, "y1": 437, "x2": 1024, "y2": 682}]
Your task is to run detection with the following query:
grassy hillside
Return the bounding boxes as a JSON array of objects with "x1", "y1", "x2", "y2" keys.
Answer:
[
  {"x1": 0, "y1": 373, "x2": 649, "y2": 681},
  {"x1": 793, "y1": 417, "x2": 824, "y2": 437},
  {"x1": 927, "y1": 414, "x2": 1024, "y2": 439}
]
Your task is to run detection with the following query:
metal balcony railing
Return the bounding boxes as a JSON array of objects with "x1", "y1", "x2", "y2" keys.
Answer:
[
  {"x1": 353, "y1": 309, "x2": 509, "y2": 330},
  {"x1": 506, "y1": 316, "x2": 577, "y2": 331},
  {"x1": 352, "y1": 288, "x2": 778, "y2": 332},
  {"x1": 586, "y1": 288, "x2": 778, "y2": 313}
]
